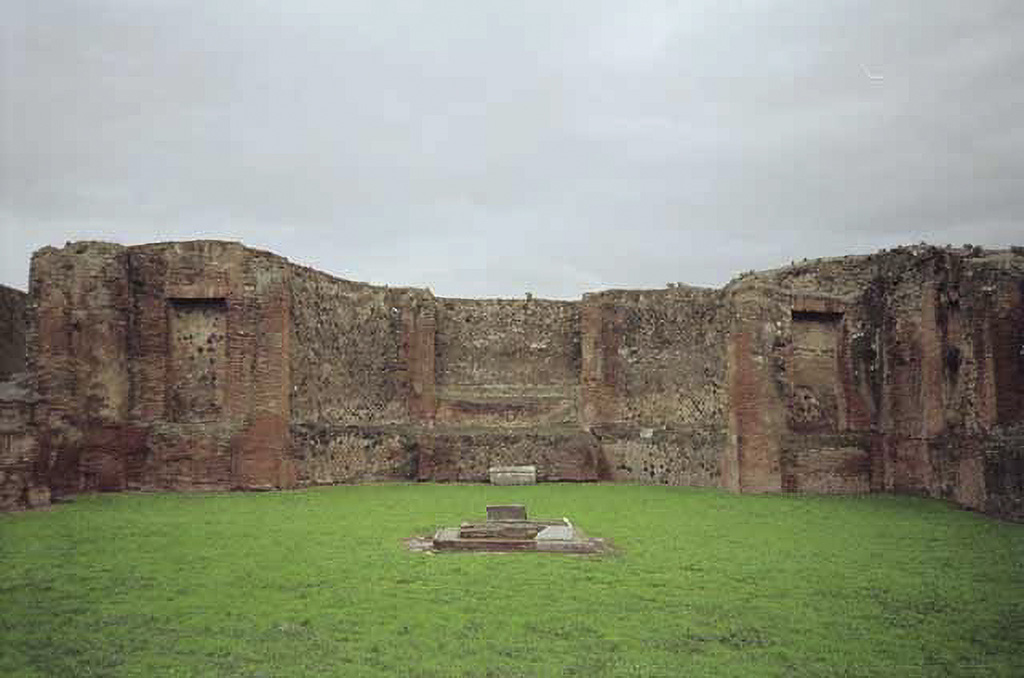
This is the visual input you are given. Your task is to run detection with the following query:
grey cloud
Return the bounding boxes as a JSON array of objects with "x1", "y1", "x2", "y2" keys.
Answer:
[{"x1": 2, "y1": 0, "x2": 1022, "y2": 297}]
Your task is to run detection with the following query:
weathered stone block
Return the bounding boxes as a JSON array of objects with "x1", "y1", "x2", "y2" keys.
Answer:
[
  {"x1": 486, "y1": 504, "x2": 526, "y2": 521},
  {"x1": 459, "y1": 521, "x2": 543, "y2": 539},
  {"x1": 536, "y1": 523, "x2": 574, "y2": 541},
  {"x1": 489, "y1": 465, "x2": 537, "y2": 485}
]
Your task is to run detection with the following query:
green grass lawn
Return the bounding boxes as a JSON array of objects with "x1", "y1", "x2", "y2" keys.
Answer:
[{"x1": 1, "y1": 484, "x2": 1022, "y2": 677}]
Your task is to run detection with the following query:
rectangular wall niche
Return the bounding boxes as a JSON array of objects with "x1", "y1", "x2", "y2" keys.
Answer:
[
  {"x1": 167, "y1": 298, "x2": 228, "y2": 422},
  {"x1": 788, "y1": 310, "x2": 843, "y2": 433},
  {"x1": 992, "y1": 286, "x2": 1024, "y2": 425}
]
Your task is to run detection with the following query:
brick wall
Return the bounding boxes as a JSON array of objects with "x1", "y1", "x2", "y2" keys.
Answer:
[
  {"x1": 0, "y1": 285, "x2": 27, "y2": 380},
  {"x1": 9, "y1": 240, "x2": 1024, "y2": 521},
  {"x1": 0, "y1": 376, "x2": 47, "y2": 510},
  {"x1": 286, "y1": 265, "x2": 434, "y2": 484},
  {"x1": 434, "y1": 297, "x2": 579, "y2": 427},
  {"x1": 27, "y1": 241, "x2": 293, "y2": 496},
  {"x1": 726, "y1": 246, "x2": 1024, "y2": 519},
  {"x1": 581, "y1": 286, "x2": 729, "y2": 486}
]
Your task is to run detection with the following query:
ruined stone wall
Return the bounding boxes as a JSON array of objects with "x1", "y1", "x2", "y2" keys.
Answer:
[
  {"x1": 0, "y1": 284, "x2": 35, "y2": 509},
  {"x1": 434, "y1": 298, "x2": 579, "y2": 427},
  {"x1": 287, "y1": 292, "x2": 602, "y2": 484},
  {"x1": 725, "y1": 254, "x2": 918, "y2": 494},
  {"x1": 722, "y1": 284, "x2": 791, "y2": 492},
  {"x1": 420, "y1": 429, "x2": 604, "y2": 483},
  {"x1": 419, "y1": 297, "x2": 594, "y2": 482},
  {"x1": 0, "y1": 376, "x2": 48, "y2": 510},
  {"x1": 28, "y1": 241, "x2": 133, "y2": 497},
  {"x1": 726, "y1": 247, "x2": 1024, "y2": 519},
  {"x1": 286, "y1": 266, "x2": 434, "y2": 485},
  {"x1": 0, "y1": 285, "x2": 27, "y2": 380},
  {"x1": 721, "y1": 255, "x2": 888, "y2": 491},
  {"x1": 28, "y1": 241, "x2": 294, "y2": 497},
  {"x1": 128, "y1": 242, "x2": 293, "y2": 491},
  {"x1": 10, "y1": 239, "x2": 1023, "y2": 520},
  {"x1": 874, "y1": 250, "x2": 1024, "y2": 519},
  {"x1": 581, "y1": 286, "x2": 729, "y2": 485},
  {"x1": 289, "y1": 267, "x2": 434, "y2": 426}
]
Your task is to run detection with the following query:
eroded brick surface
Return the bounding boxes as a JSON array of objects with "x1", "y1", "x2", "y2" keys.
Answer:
[
  {"x1": 0, "y1": 376, "x2": 47, "y2": 510},
  {"x1": 0, "y1": 285, "x2": 27, "y2": 380},
  {"x1": 7, "y1": 240, "x2": 1024, "y2": 520},
  {"x1": 24, "y1": 241, "x2": 291, "y2": 500},
  {"x1": 725, "y1": 246, "x2": 1024, "y2": 518},
  {"x1": 289, "y1": 266, "x2": 433, "y2": 426},
  {"x1": 435, "y1": 298, "x2": 579, "y2": 428},
  {"x1": 581, "y1": 287, "x2": 729, "y2": 486},
  {"x1": 418, "y1": 428, "x2": 604, "y2": 482}
]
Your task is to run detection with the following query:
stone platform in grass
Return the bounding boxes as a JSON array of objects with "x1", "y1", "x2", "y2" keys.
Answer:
[
  {"x1": 489, "y1": 465, "x2": 537, "y2": 485},
  {"x1": 429, "y1": 505, "x2": 609, "y2": 554}
]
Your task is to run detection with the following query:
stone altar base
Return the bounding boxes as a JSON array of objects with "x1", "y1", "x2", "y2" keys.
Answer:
[{"x1": 429, "y1": 505, "x2": 608, "y2": 554}]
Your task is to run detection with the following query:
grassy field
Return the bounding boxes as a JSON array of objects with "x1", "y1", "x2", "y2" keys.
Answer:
[{"x1": 1, "y1": 484, "x2": 1022, "y2": 677}]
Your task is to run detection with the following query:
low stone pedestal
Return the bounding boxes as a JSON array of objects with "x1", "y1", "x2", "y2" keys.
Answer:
[
  {"x1": 489, "y1": 465, "x2": 537, "y2": 485},
  {"x1": 487, "y1": 504, "x2": 526, "y2": 521},
  {"x1": 429, "y1": 505, "x2": 609, "y2": 554}
]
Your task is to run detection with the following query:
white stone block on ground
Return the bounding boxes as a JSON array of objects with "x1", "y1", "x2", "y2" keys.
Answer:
[{"x1": 489, "y1": 465, "x2": 537, "y2": 485}]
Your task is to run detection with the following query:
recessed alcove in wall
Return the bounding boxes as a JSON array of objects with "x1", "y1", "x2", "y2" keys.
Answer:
[
  {"x1": 788, "y1": 310, "x2": 843, "y2": 433},
  {"x1": 991, "y1": 284, "x2": 1024, "y2": 425},
  {"x1": 167, "y1": 298, "x2": 228, "y2": 423}
]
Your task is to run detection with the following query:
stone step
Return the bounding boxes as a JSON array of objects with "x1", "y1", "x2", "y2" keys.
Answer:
[
  {"x1": 486, "y1": 504, "x2": 526, "y2": 521},
  {"x1": 458, "y1": 520, "x2": 563, "y2": 540}
]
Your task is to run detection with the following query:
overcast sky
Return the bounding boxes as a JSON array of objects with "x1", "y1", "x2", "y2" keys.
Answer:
[{"x1": 2, "y1": 1, "x2": 1022, "y2": 297}]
